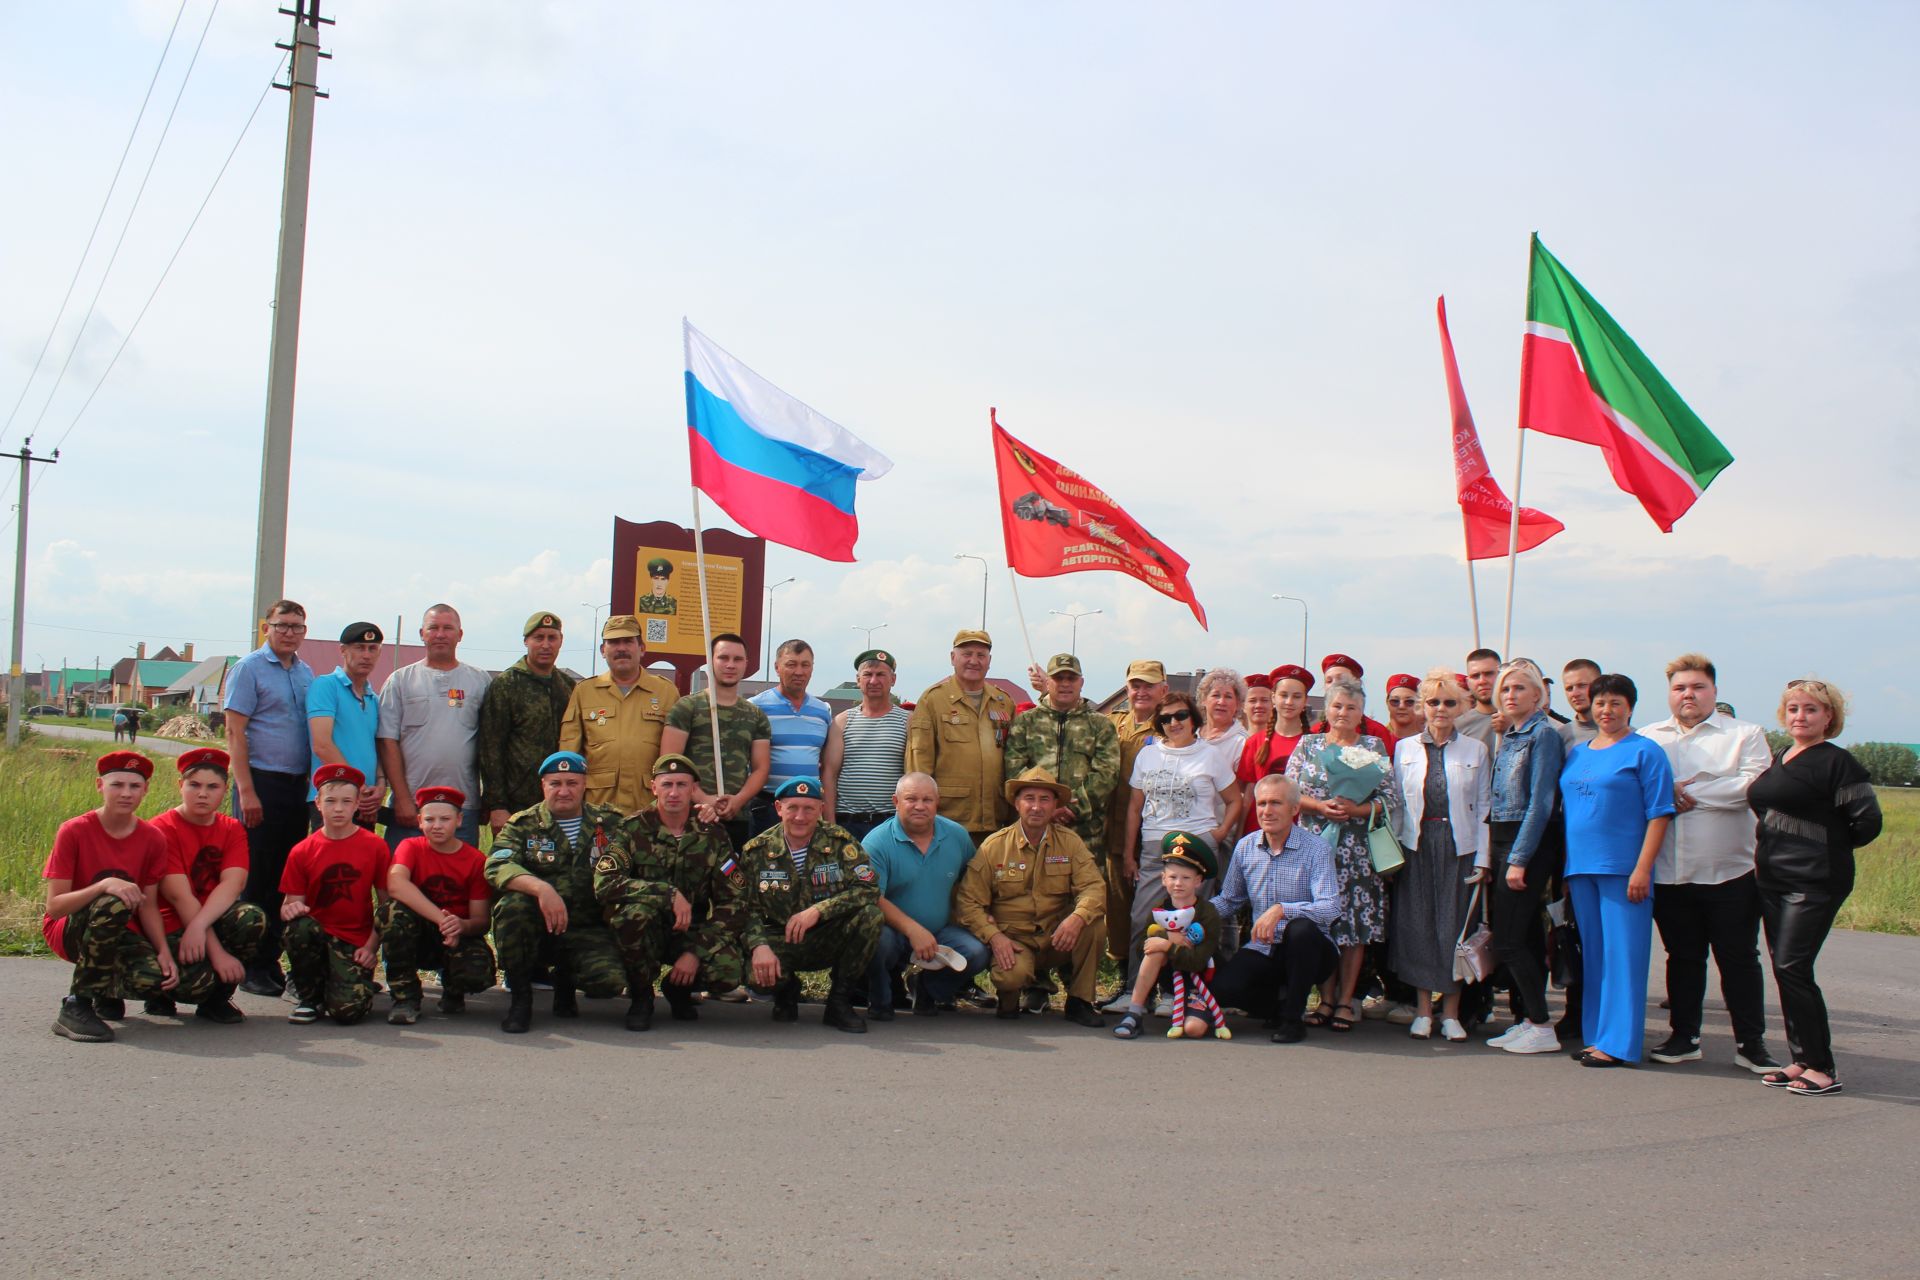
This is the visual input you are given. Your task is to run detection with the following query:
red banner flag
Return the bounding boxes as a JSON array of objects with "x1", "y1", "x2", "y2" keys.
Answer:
[
  {"x1": 1440, "y1": 298, "x2": 1564, "y2": 560},
  {"x1": 992, "y1": 410, "x2": 1208, "y2": 629}
]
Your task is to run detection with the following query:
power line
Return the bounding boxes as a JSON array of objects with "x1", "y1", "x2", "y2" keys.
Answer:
[
  {"x1": 22, "y1": 0, "x2": 223, "y2": 443},
  {"x1": 0, "y1": 0, "x2": 190, "y2": 448}
]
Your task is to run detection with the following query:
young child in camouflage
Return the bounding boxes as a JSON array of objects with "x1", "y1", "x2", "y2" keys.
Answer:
[
  {"x1": 280, "y1": 764, "x2": 391, "y2": 1025},
  {"x1": 382, "y1": 786, "x2": 496, "y2": 1025},
  {"x1": 43, "y1": 751, "x2": 179, "y2": 1043},
  {"x1": 1112, "y1": 832, "x2": 1226, "y2": 1040}
]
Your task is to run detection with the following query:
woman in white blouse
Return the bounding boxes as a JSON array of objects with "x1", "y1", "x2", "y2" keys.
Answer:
[{"x1": 1389, "y1": 670, "x2": 1492, "y2": 1041}]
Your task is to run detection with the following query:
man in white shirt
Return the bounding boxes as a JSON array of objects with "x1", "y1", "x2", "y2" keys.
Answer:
[{"x1": 1640, "y1": 653, "x2": 1776, "y2": 1073}]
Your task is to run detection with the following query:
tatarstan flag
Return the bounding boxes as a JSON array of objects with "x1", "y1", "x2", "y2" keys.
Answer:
[{"x1": 1520, "y1": 235, "x2": 1733, "y2": 532}]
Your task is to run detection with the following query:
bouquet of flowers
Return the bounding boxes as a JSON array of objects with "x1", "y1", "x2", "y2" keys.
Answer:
[{"x1": 1321, "y1": 743, "x2": 1389, "y2": 805}]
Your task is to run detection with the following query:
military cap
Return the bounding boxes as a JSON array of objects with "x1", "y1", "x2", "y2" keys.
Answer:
[
  {"x1": 650, "y1": 753, "x2": 699, "y2": 779},
  {"x1": 339, "y1": 621, "x2": 383, "y2": 645},
  {"x1": 540, "y1": 751, "x2": 588, "y2": 777},
  {"x1": 97, "y1": 750, "x2": 153, "y2": 780},
  {"x1": 855, "y1": 648, "x2": 896, "y2": 671},
  {"x1": 774, "y1": 776, "x2": 824, "y2": 801},
  {"x1": 523, "y1": 610, "x2": 563, "y2": 637},
  {"x1": 1125, "y1": 659, "x2": 1166, "y2": 684},
  {"x1": 1046, "y1": 652, "x2": 1082, "y2": 676},
  {"x1": 1160, "y1": 830, "x2": 1217, "y2": 878},
  {"x1": 1321, "y1": 653, "x2": 1364, "y2": 678},
  {"x1": 646, "y1": 557, "x2": 674, "y2": 578},
  {"x1": 414, "y1": 785, "x2": 466, "y2": 811},
  {"x1": 602, "y1": 614, "x2": 642, "y2": 640},
  {"x1": 176, "y1": 747, "x2": 230, "y2": 776},
  {"x1": 1386, "y1": 673, "x2": 1420, "y2": 694},
  {"x1": 1003, "y1": 765, "x2": 1073, "y2": 807},
  {"x1": 1269, "y1": 664, "x2": 1315, "y2": 692},
  {"x1": 951, "y1": 628, "x2": 992, "y2": 649},
  {"x1": 1715, "y1": 701, "x2": 1736, "y2": 718},
  {"x1": 1244, "y1": 673, "x2": 1274, "y2": 691},
  {"x1": 312, "y1": 762, "x2": 365, "y2": 790}
]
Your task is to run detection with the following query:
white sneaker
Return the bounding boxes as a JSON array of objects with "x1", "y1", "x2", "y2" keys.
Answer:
[
  {"x1": 1440, "y1": 1018, "x2": 1468, "y2": 1042},
  {"x1": 1501, "y1": 1023, "x2": 1562, "y2": 1055},
  {"x1": 1100, "y1": 993, "x2": 1133, "y2": 1014},
  {"x1": 1153, "y1": 996, "x2": 1174, "y2": 1017},
  {"x1": 1408, "y1": 1016, "x2": 1432, "y2": 1040},
  {"x1": 1485, "y1": 1021, "x2": 1526, "y2": 1048}
]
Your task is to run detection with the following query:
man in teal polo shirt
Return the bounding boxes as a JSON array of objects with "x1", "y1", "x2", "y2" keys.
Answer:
[
  {"x1": 862, "y1": 772, "x2": 990, "y2": 1018},
  {"x1": 307, "y1": 622, "x2": 384, "y2": 829}
]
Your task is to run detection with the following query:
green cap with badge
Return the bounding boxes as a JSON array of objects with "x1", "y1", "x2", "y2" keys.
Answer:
[
  {"x1": 855, "y1": 648, "x2": 895, "y2": 671},
  {"x1": 1160, "y1": 830, "x2": 1217, "y2": 878},
  {"x1": 651, "y1": 753, "x2": 698, "y2": 779},
  {"x1": 1046, "y1": 653, "x2": 1082, "y2": 676},
  {"x1": 646, "y1": 557, "x2": 673, "y2": 578},
  {"x1": 523, "y1": 610, "x2": 563, "y2": 637}
]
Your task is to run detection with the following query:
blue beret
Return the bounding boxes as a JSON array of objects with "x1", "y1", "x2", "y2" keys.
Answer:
[
  {"x1": 774, "y1": 776, "x2": 823, "y2": 801},
  {"x1": 540, "y1": 751, "x2": 587, "y2": 777}
]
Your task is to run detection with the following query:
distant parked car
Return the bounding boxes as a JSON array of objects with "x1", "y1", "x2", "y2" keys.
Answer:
[{"x1": 25, "y1": 704, "x2": 61, "y2": 717}]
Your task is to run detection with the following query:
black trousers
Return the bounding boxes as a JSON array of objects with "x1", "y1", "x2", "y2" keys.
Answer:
[
  {"x1": 1488, "y1": 821, "x2": 1554, "y2": 1025},
  {"x1": 1653, "y1": 871, "x2": 1767, "y2": 1045},
  {"x1": 1210, "y1": 918, "x2": 1338, "y2": 1026},
  {"x1": 1759, "y1": 882, "x2": 1847, "y2": 1073},
  {"x1": 239, "y1": 768, "x2": 310, "y2": 969}
]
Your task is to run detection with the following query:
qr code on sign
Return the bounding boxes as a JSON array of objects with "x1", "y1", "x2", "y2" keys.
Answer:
[{"x1": 646, "y1": 618, "x2": 669, "y2": 644}]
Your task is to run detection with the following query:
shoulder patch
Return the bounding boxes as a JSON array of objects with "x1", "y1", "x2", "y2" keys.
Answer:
[
  {"x1": 853, "y1": 864, "x2": 875, "y2": 882},
  {"x1": 594, "y1": 852, "x2": 619, "y2": 874}
]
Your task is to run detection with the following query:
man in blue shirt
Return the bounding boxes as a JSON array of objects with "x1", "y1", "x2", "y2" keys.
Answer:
[
  {"x1": 223, "y1": 598, "x2": 317, "y2": 995},
  {"x1": 307, "y1": 622, "x2": 384, "y2": 828},
  {"x1": 749, "y1": 639, "x2": 835, "y2": 834},
  {"x1": 862, "y1": 772, "x2": 990, "y2": 1018},
  {"x1": 1209, "y1": 774, "x2": 1341, "y2": 1043}
]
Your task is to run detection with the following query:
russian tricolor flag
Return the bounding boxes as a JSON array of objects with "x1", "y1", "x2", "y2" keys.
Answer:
[{"x1": 684, "y1": 321, "x2": 892, "y2": 562}]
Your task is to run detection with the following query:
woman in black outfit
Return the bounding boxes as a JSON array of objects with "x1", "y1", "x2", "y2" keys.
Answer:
[{"x1": 1747, "y1": 678, "x2": 1882, "y2": 1097}]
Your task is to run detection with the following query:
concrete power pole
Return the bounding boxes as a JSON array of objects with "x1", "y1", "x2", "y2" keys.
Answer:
[
  {"x1": 249, "y1": 0, "x2": 331, "y2": 644},
  {"x1": 6, "y1": 443, "x2": 59, "y2": 749}
]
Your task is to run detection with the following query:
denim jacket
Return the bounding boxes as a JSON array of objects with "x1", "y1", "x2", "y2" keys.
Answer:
[{"x1": 1490, "y1": 711, "x2": 1565, "y2": 867}]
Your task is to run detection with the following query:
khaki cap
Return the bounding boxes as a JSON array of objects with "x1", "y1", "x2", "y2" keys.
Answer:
[
  {"x1": 1125, "y1": 659, "x2": 1166, "y2": 684},
  {"x1": 1046, "y1": 653, "x2": 1082, "y2": 676},
  {"x1": 952, "y1": 629, "x2": 992, "y2": 649},
  {"x1": 523, "y1": 611, "x2": 562, "y2": 637},
  {"x1": 602, "y1": 614, "x2": 643, "y2": 640}
]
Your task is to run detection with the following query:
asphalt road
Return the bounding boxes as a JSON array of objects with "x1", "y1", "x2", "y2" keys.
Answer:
[
  {"x1": 27, "y1": 722, "x2": 195, "y2": 755},
  {"x1": 3, "y1": 931, "x2": 1915, "y2": 1279}
]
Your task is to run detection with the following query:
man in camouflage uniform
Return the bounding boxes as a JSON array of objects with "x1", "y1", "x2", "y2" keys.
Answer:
[
  {"x1": 487, "y1": 751, "x2": 642, "y2": 1033},
  {"x1": 595, "y1": 754, "x2": 745, "y2": 1030},
  {"x1": 477, "y1": 610, "x2": 578, "y2": 835},
  {"x1": 738, "y1": 777, "x2": 882, "y2": 1033},
  {"x1": 635, "y1": 557, "x2": 678, "y2": 615},
  {"x1": 660, "y1": 632, "x2": 770, "y2": 848}
]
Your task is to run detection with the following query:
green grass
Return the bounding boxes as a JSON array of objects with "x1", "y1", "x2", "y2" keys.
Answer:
[{"x1": 1837, "y1": 788, "x2": 1920, "y2": 935}]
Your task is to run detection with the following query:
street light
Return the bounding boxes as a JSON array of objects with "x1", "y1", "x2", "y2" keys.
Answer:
[
  {"x1": 954, "y1": 554, "x2": 988, "y2": 630},
  {"x1": 851, "y1": 622, "x2": 888, "y2": 649},
  {"x1": 580, "y1": 601, "x2": 609, "y2": 675},
  {"x1": 1049, "y1": 608, "x2": 1102, "y2": 654},
  {"x1": 1271, "y1": 595, "x2": 1309, "y2": 669},
  {"x1": 764, "y1": 577, "x2": 796, "y2": 672}
]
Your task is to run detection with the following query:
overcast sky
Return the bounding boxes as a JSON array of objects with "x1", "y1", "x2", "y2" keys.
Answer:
[{"x1": 2, "y1": 2, "x2": 1915, "y2": 740}]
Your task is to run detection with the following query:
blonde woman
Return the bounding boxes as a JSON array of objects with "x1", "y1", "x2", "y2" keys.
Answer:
[{"x1": 1484, "y1": 660, "x2": 1566, "y2": 1056}]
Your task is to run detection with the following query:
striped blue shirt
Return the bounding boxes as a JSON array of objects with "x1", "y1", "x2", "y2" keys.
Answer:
[
  {"x1": 1211, "y1": 823, "x2": 1341, "y2": 950},
  {"x1": 751, "y1": 687, "x2": 833, "y2": 794}
]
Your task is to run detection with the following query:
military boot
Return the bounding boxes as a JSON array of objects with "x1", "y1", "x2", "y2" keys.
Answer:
[
  {"x1": 501, "y1": 972, "x2": 534, "y2": 1035},
  {"x1": 53, "y1": 995, "x2": 113, "y2": 1043},
  {"x1": 550, "y1": 959, "x2": 579, "y2": 1019},
  {"x1": 663, "y1": 984, "x2": 699, "y2": 1021},
  {"x1": 625, "y1": 987, "x2": 655, "y2": 1032},
  {"x1": 771, "y1": 977, "x2": 802, "y2": 1023},
  {"x1": 822, "y1": 980, "x2": 868, "y2": 1034}
]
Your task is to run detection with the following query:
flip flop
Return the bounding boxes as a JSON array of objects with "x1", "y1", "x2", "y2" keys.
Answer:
[{"x1": 1761, "y1": 1065, "x2": 1807, "y2": 1089}]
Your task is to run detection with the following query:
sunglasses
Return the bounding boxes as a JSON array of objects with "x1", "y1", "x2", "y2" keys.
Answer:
[
  {"x1": 1156, "y1": 708, "x2": 1194, "y2": 725},
  {"x1": 1787, "y1": 679, "x2": 1829, "y2": 692},
  {"x1": 1424, "y1": 698, "x2": 1459, "y2": 708},
  {"x1": 1386, "y1": 697, "x2": 1418, "y2": 708}
]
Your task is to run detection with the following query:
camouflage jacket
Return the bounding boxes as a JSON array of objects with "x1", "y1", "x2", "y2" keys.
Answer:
[
  {"x1": 485, "y1": 801, "x2": 627, "y2": 922},
  {"x1": 736, "y1": 821, "x2": 879, "y2": 952},
  {"x1": 1004, "y1": 700, "x2": 1122, "y2": 854},
  {"x1": 664, "y1": 693, "x2": 771, "y2": 798},
  {"x1": 597, "y1": 808, "x2": 744, "y2": 935},
  {"x1": 476, "y1": 660, "x2": 577, "y2": 816}
]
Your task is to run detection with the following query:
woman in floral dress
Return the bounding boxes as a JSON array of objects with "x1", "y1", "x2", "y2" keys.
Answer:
[{"x1": 1286, "y1": 676, "x2": 1403, "y2": 1031}]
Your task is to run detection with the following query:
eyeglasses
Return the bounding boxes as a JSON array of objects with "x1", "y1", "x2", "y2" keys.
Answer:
[
  {"x1": 1424, "y1": 698, "x2": 1459, "y2": 707},
  {"x1": 267, "y1": 623, "x2": 307, "y2": 634},
  {"x1": 1386, "y1": 697, "x2": 1418, "y2": 708},
  {"x1": 1156, "y1": 708, "x2": 1193, "y2": 725}
]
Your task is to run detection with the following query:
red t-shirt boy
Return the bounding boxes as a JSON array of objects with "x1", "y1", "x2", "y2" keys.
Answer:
[
  {"x1": 279, "y1": 763, "x2": 390, "y2": 1025},
  {"x1": 43, "y1": 751, "x2": 176, "y2": 1043},
  {"x1": 383, "y1": 785, "x2": 494, "y2": 1022},
  {"x1": 147, "y1": 747, "x2": 261, "y2": 1023}
]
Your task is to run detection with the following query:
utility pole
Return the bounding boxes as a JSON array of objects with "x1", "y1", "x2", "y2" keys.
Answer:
[
  {"x1": 249, "y1": 0, "x2": 331, "y2": 645},
  {"x1": 6, "y1": 443, "x2": 59, "y2": 748}
]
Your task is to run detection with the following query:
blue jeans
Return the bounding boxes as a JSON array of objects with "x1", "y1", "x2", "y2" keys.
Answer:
[{"x1": 868, "y1": 925, "x2": 990, "y2": 1011}]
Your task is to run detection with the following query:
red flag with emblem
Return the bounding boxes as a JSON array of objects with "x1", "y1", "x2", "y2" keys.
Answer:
[
  {"x1": 992, "y1": 410, "x2": 1208, "y2": 629},
  {"x1": 1440, "y1": 297, "x2": 1565, "y2": 560}
]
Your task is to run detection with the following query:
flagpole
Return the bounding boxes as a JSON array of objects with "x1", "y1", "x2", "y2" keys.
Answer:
[
  {"x1": 1005, "y1": 567, "x2": 1040, "y2": 674},
  {"x1": 1503, "y1": 241, "x2": 1537, "y2": 658},
  {"x1": 685, "y1": 319, "x2": 726, "y2": 800},
  {"x1": 1463, "y1": 524, "x2": 1482, "y2": 648}
]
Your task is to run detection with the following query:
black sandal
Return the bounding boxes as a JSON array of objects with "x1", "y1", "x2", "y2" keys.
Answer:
[
  {"x1": 1112, "y1": 1012, "x2": 1144, "y2": 1040},
  {"x1": 1785, "y1": 1072, "x2": 1842, "y2": 1097},
  {"x1": 1328, "y1": 1003, "x2": 1358, "y2": 1033},
  {"x1": 1761, "y1": 1064, "x2": 1807, "y2": 1089}
]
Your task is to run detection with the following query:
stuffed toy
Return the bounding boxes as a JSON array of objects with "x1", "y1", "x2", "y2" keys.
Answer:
[{"x1": 1145, "y1": 907, "x2": 1230, "y2": 1040}]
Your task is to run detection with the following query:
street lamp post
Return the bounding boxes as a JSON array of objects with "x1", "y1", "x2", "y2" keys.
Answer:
[
  {"x1": 1048, "y1": 607, "x2": 1102, "y2": 654},
  {"x1": 580, "y1": 601, "x2": 609, "y2": 675},
  {"x1": 954, "y1": 554, "x2": 988, "y2": 630},
  {"x1": 1270, "y1": 595, "x2": 1309, "y2": 669},
  {"x1": 764, "y1": 577, "x2": 796, "y2": 672},
  {"x1": 851, "y1": 623, "x2": 888, "y2": 649}
]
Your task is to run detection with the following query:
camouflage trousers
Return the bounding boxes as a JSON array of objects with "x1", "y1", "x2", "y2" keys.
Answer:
[
  {"x1": 379, "y1": 906, "x2": 497, "y2": 1004},
  {"x1": 605, "y1": 901, "x2": 743, "y2": 994},
  {"x1": 760, "y1": 904, "x2": 883, "y2": 988},
  {"x1": 59, "y1": 895, "x2": 206, "y2": 1001},
  {"x1": 166, "y1": 901, "x2": 269, "y2": 998},
  {"x1": 492, "y1": 893, "x2": 634, "y2": 998},
  {"x1": 283, "y1": 916, "x2": 376, "y2": 1024}
]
